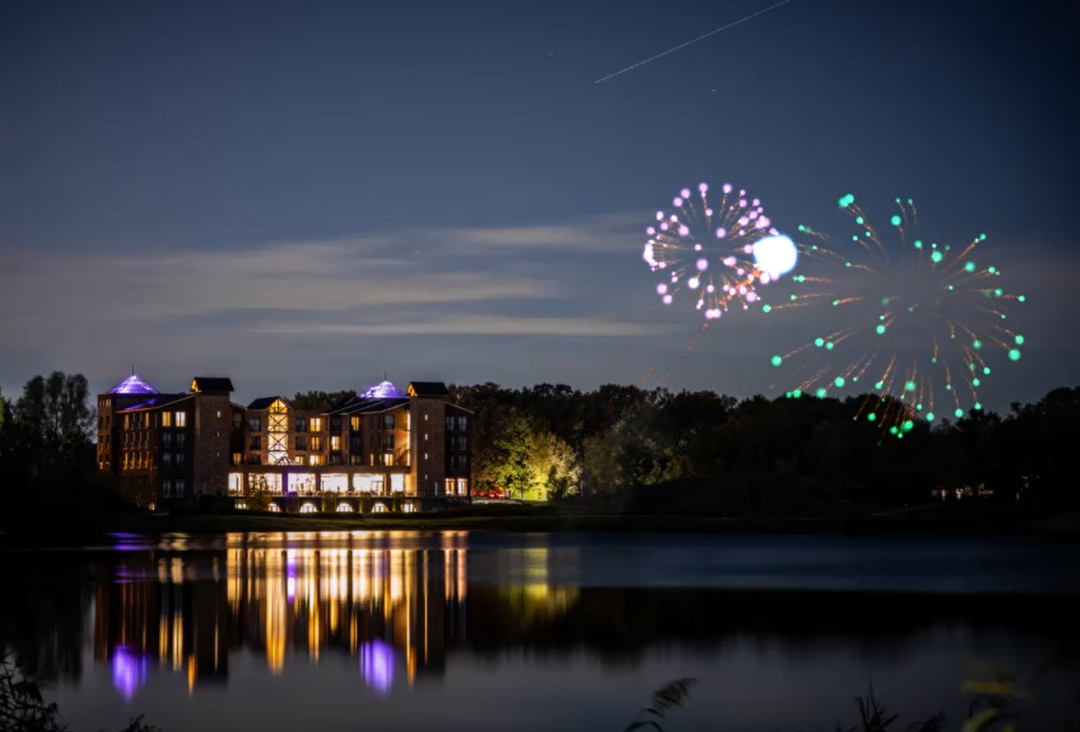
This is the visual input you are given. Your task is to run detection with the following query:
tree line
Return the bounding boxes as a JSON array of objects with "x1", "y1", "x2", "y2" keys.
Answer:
[{"x1": 2, "y1": 372, "x2": 1077, "y2": 521}]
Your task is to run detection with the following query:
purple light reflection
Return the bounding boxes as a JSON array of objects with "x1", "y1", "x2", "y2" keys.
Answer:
[
  {"x1": 359, "y1": 640, "x2": 394, "y2": 694},
  {"x1": 360, "y1": 380, "x2": 405, "y2": 399},
  {"x1": 286, "y1": 552, "x2": 296, "y2": 599},
  {"x1": 108, "y1": 375, "x2": 159, "y2": 395},
  {"x1": 111, "y1": 647, "x2": 147, "y2": 701}
]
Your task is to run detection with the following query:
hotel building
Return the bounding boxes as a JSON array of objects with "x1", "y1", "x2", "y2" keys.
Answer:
[{"x1": 96, "y1": 374, "x2": 472, "y2": 513}]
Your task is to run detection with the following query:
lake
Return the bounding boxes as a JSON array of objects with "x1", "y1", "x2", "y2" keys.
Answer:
[{"x1": 2, "y1": 531, "x2": 1078, "y2": 731}]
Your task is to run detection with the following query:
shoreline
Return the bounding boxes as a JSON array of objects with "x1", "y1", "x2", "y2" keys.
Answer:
[{"x1": 2, "y1": 502, "x2": 1079, "y2": 548}]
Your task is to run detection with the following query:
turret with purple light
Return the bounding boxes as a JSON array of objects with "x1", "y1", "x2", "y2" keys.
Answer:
[
  {"x1": 360, "y1": 380, "x2": 406, "y2": 400},
  {"x1": 108, "y1": 374, "x2": 159, "y2": 395}
]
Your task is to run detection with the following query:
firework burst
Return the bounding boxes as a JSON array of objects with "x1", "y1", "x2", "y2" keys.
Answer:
[
  {"x1": 643, "y1": 183, "x2": 792, "y2": 321},
  {"x1": 763, "y1": 193, "x2": 1026, "y2": 437}
]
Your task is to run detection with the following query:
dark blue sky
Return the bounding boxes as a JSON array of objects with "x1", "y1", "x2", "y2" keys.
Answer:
[{"x1": 2, "y1": 0, "x2": 1077, "y2": 408}]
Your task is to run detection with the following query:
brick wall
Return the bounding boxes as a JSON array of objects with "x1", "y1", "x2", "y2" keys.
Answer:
[
  {"x1": 409, "y1": 397, "x2": 446, "y2": 497},
  {"x1": 192, "y1": 394, "x2": 231, "y2": 497}
]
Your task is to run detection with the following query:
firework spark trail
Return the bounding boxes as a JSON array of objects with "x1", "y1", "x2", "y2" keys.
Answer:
[
  {"x1": 763, "y1": 194, "x2": 1027, "y2": 438},
  {"x1": 594, "y1": 0, "x2": 794, "y2": 84}
]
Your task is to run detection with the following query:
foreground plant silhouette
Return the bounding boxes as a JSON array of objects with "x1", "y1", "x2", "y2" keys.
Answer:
[
  {"x1": 623, "y1": 677, "x2": 698, "y2": 731},
  {"x1": 1, "y1": 653, "x2": 158, "y2": 732}
]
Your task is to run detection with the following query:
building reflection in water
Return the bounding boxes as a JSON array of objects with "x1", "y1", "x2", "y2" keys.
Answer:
[{"x1": 93, "y1": 532, "x2": 490, "y2": 700}]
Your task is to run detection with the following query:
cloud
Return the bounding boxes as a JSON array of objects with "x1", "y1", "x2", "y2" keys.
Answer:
[
  {"x1": 0, "y1": 240, "x2": 552, "y2": 331},
  {"x1": 254, "y1": 314, "x2": 671, "y2": 337},
  {"x1": 432, "y1": 213, "x2": 642, "y2": 252}
]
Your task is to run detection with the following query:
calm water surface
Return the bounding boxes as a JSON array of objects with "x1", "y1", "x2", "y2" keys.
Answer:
[{"x1": 2, "y1": 532, "x2": 1079, "y2": 731}]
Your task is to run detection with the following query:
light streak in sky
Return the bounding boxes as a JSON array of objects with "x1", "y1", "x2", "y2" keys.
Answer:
[{"x1": 594, "y1": 0, "x2": 794, "y2": 84}]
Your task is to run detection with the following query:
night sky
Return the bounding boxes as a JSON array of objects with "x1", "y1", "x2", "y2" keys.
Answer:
[{"x1": 2, "y1": 0, "x2": 1077, "y2": 409}]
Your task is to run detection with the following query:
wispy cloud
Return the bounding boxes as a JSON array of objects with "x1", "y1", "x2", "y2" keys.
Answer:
[
  {"x1": 434, "y1": 213, "x2": 642, "y2": 252},
  {"x1": 254, "y1": 314, "x2": 671, "y2": 337}
]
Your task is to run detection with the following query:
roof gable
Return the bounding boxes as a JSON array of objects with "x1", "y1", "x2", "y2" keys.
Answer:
[
  {"x1": 108, "y1": 374, "x2": 159, "y2": 395},
  {"x1": 191, "y1": 377, "x2": 234, "y2": 393},
  {"x1": 247, "y1": 396, "x2": 289, "y2": 410},
  {"x1": 407, "y1": 381, "x2": 448, "y2": 397}
]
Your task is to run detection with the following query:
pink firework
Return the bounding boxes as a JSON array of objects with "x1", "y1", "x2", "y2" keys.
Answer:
[{"x1": 642, "y1": 182, "x2": 781, "y2": 320}]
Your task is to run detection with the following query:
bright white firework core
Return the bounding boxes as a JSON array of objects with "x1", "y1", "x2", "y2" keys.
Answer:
[{"x1": 752, "y1": 234, "x2": 799, "y2": 278}]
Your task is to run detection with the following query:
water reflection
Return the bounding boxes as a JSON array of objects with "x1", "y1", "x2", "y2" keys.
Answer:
[
  {"x1": 92, "y1": 532, "x2": 493, "y2": 700},
  {"x1": 3, "y1": 532, "x2": 1079, "y2": 730}
]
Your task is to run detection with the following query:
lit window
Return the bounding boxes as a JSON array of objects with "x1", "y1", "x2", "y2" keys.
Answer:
[
  {"x1": 403, "y1": 504, "x2": 416, "y2": 513},
  {"x1": 299, "y1": 503, "x2": 318, "y2": 513},
  {"x1": 336, "y1": 504, "x2": 353, "y2": 512},
  {"x1": 310, "y1": 417, "x2": 322, "y2": 431},
  {"x1": 423, "y1": 452, "x2": 428, "y2": 460},
  {"x1": 235, "y1": 501, "x2": 247, "y2": 510},
  {"x1": 162, "y1": 412, "x2": 172, "y2": 427},
  {"x1": 216, "y1": 410, "x2": 222, "y2": 419},
  {"x1": 330, "y1": 435, "x2": 340, "y2": 450},
  {"x1": 308, "y1": 455, "x2": 324, "y2": 466},
  {"x1": 350, "y1": 416, "x2": 360, "y2": 431},
  {"x1": 268, "y1": 504, "x2": 281, "y2": 512},
  {"x1": 372, "y1": 503, "x2": 387, "y2": 513},
  {"x1": 424, "y1": 433, "x2": 429, "y2": 441},
  {"x1": 310, "y1": 435, "x2": 323, "y2": 451},
  {"x1": 175, "y1": 412, "x2": 186, "y2": 427},
  {"x1": 382, "y1": 453, "x2": 393, "y2": 466}
]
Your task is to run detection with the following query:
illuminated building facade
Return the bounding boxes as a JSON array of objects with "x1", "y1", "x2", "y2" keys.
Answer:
[{"x1": 96, "y1": 374, "x2": 472, "y2": 513}]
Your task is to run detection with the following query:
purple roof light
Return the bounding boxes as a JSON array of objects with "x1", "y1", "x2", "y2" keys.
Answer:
[
  {"x1": 360, "y1": 380, "x2": 405, "y2": 399},
  {"x1": 108, "y1": 375, "x2": 159, "y2": 395}
]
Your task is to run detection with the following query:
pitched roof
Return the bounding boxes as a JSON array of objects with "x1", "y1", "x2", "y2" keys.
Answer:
[
  {"x1": 190, "y1": 377, "x2": 234, "y2": 393},
  {"x1": 407, "y1": 382, "x2": 448, "y2": 397},
  {"x1": 116, "y1": 394, "x2": 192, "y2": 412},
  {"x1": 330, "y1": 397, "x2": 408, "y2": 415},
  {"x1": 247, "y1": 396, "x2": 289, "y2": 410},
  {"x1": 108, "y1": 374, "x2": 159, "y2": 395}
]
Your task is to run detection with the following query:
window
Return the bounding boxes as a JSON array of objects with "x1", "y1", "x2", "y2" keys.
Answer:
[
  {"x1": 308, "y1": 455, "x2": 324, "y2": 466},
  {"x1": 329, "y1": 454, "x2": 342, "y2": 465},
  {"x1": 423, "y1": 432, "x2": 429, "y2": 442},
  {"x1": 232, "y1": 453, "x2": 242, "y2": 465},
  {"x1": 235, "y1": 501, "x2": 247, "y2": 510},
  {"x1": 403, "y1": 504, "x2": 416, "y2": 513},
  {"x1": 383, "y1": 414, "x2": 394, "y2": 430},
  {"x1": 233, "y1": 412, "x2": 242, "y2": 429},
  {"x1": 372, "y1": 503, "x2": 387, "y2": 513},
  {"x1": 423, "y1": 452, "x2": 429, "y2": 461},
  {"x1": 310, "y1": 417, "x2": 322, "y2": 431},
  {"x1": 350, "y1": 416, "x2": 360, "y2": 431},
  {"x1": 382, "y1": 453, "x2": 393, "y2": 466},
  {"x1": 458, "y1": 416, "x2": 468, "y2": 431},
  {"x1": 383, "y1": 434, "x2": 395, "y2": 450},
  {"x1": 175, "y1": 412, "x2": 186, "y2": 427},
  {"x1": 176, "y1": 453, "x2": 185, "y2": 467},
  {"x1": 176, "y1": 432, "x2": 186, "y2": 448},
  {"x1": 175, "y1": 479, "x2": 185, "y2": 495},
  {"x1": 295, "y1": 435, "x2": 308, "y2": 451},
  {"x1": 369, "y1": 453, "x2": 375, "y2": 466},
  {"x1": 163, "y1": 432, "x2": 173, "y2": 447},
  {"x1": 162, "y1": 412, "x2": 172, "y2": 427},
  {"x1": 446, "y1": 416, "x2": 454, "y2": 432},
  {"x1": 336, "y1": 503, "x2": 353, "y2": 512},
  {"x1": 162, "y1": 479, "x2": 173, "y2": 497},
  {"x1": 424, "y1": 413, "x2": 428, "y2": 421},
  {"x1": 458, "y1": 478, "x2": 469, "y2": 495},
  {"x1": 310, "y1": 435, "x2": 323, "y2": 451},
  {"x1": 216, "y1": 410, "x2": 222, "y2": 419},
  {"x1": 295, "y1": 418, "x2": 308, "y2": 433},
  {"x1": 248, "y1": 416, "x2": 262, "y2": 431},
  {"x1": 249, "y1": 435, "x2": 262, "y2": 450},
  {"x1": 246, "y1": 454, "x2": 262, "y2": 465},
  {"x1": 268, "y1": 504, "x2": 281, "y2": 512},
  {"x1": 163, "y1": 452, "x2": 172, "y2": 467},
  {"x1": 350, "y1": 435, "x2": 362, "y2": 451},
  {"x1": 330, "y1": 416, "x2": 341, "y2": 432},
  {"x1": 299, "y1": 503, "x2": 318, "y2": 513},
  {"x1": 330, "y1": 435, "x2": 340, "y2": 450}
]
